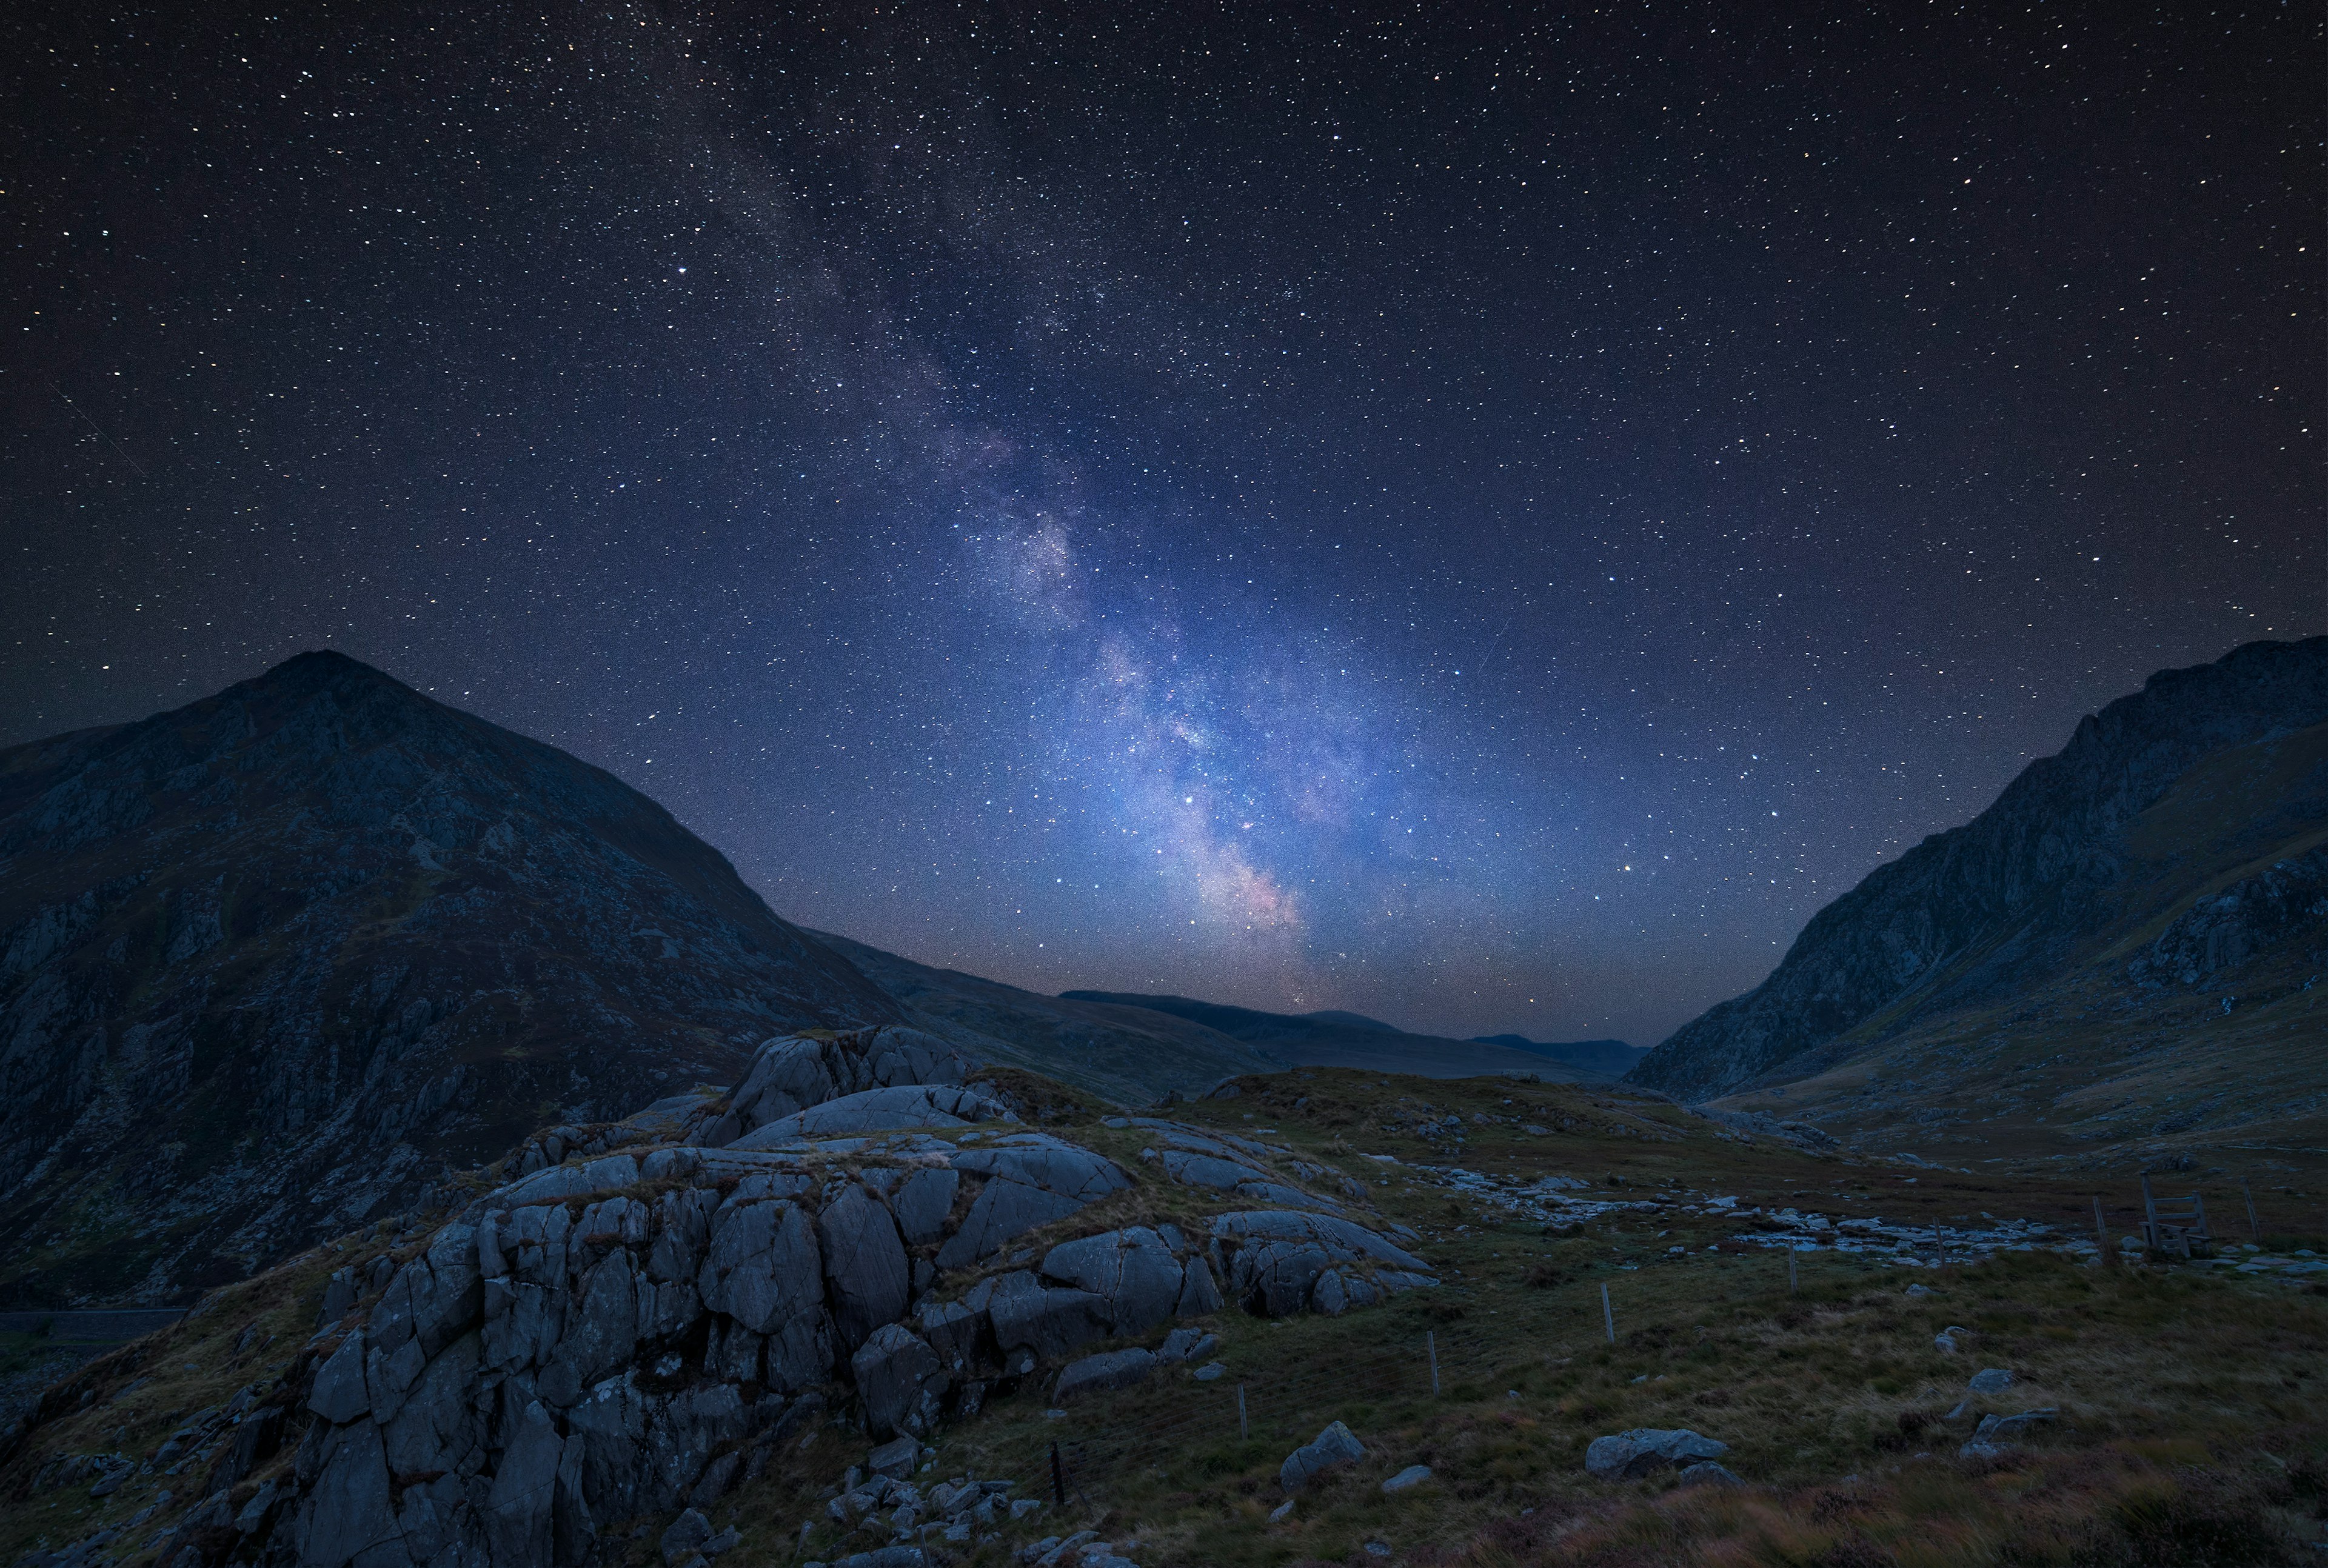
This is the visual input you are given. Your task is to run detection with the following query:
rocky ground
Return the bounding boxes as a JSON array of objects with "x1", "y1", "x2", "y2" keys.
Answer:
[{"x1": 2, "y1": 1062, "x2": 2324, "y2": 1567}]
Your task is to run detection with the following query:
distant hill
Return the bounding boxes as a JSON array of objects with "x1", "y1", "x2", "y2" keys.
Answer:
[
  {"x1": 0, "y1": 652, "x2": 897, "y2": 1304},
  {"x1": 804, "y1": 932, "x2": 1282, "y2": 1104},
  {"x1": 1470, "y1": 1034, "x2": 1647, "y2": 1076},
  {"x1": 1305, "y1": 1009, "x2": 1402, "y2": 1033},
  {"x1": 1631, "y1": 637, "x2": 2328, "y2": 1164},
  {"x1": 1058, "y1": 990, "x2": 1605, "y2": 1081}
]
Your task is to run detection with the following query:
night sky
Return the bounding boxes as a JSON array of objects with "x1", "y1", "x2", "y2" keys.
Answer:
[{"x1": 4, "y1": 3, "x2": 2320, "y2": 1049}]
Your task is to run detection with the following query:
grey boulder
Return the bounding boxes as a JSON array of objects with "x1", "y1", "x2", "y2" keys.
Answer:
[
  {"x1": 1156, "y1": 1327, "x2": 1216, "y2": 1365},
  {"x1": 820, "y1": 1185, "x2": 911, "y2": 1350},
  {"x1": 1585, "y1": 1429, "x2": 1728, "y2": 1479},
  {"x1": 1967, "y1": 1368, "x2": 2015, "y2": 1393},
  {"x1": 1974, "y1": 1407, "x2": 2058, "y2": 1443},
  {"x1": 867, "y1": 1435, "x2": 921, "y2": 1480},
  {"x1": 1040, "y1": 1228, "x2": 1184, "y2": 1335},
  {"x1": 1280, "y1": 1420, "x2": 1365, "y2": 1491},
  {"x1": 1208, "y1": 1211, "x2": 1433, "y2": 1318},
  {"x1": 734, "y1": 1084, "x2": 1008, "y2": 1144},
  {"x1": 852, "y1": 1325, "x2": 947, "y2": 1440},
  {"x1": 968, "y1": 1272, "x2": 1108, "y2": 1360},
  {"x1": 662, "y1": 1508, "x2": 713, "y2": 1564},
  {"x1": 1054, "y1": 1349, "x2": 1157, "y2": 1401}
]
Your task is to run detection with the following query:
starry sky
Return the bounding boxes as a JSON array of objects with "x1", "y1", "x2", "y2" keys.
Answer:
[{"x1": 4, "y1": 2, "x2": 2320, "y2": 1049}]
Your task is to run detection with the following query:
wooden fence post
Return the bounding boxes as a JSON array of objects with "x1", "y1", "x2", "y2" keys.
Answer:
[
  {"x1": 1049, "y1": 1441, "x2": 1066, "y2": 1507},
  {"x1": 1236, "y1": 1382, "x2": 1248, "y2": 1441},
  {"x1": 1600, "y1": 1283, "x2": 1616, "y2": 1344},
  {"x1": 1427, "y1": 1331, "x2": 1440, "y2": 1396},
  {"x1": 2241, "y1": 1177, "x2": 2261, "y2": 1241},
  {"x1": 2093, "y1": 1196, "x2": 2108, "y2": 1261},
  {"x1": 1787, "y1": 1247, "x2": 1798, "y2": 1295}
]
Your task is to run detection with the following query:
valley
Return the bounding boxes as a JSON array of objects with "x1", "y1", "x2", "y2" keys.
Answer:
[{"x1": 2, "y1": 643, "x2": 2324, "y2": 1565}]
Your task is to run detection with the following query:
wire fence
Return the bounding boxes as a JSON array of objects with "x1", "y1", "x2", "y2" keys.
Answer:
[
  {"x1": 983, "y1": 1181, "x2": 2328, "y2": 1509},
  {"x1": 1015, "y1": 1327, "x2": 1513, "y2": 1504}
]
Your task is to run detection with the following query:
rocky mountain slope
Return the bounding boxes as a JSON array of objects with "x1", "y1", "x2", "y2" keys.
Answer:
[
  {"x1": 1711, "y1": 715, "x2": 2328, "y2": 1166},
  {"x1": 1057, "y1": 992, "x2": 1600, "y2": 1081},
  {"x1": 803, "y1": 933, "x2": 1282, "y2": 1106},
  {"x1": 1631, "y1": 636, "x2": 2328, "y2": 1155},
  {"x1": 0, "y1": 652, "x2": 897, "y2": 1307}
]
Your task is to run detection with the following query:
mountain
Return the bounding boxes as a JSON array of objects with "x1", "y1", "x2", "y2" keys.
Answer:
[
  {"x1": 1303, "y1": 1009, "x2": 1402, "y2": 1033},
  {"x1": 1630, "y1": 637, "x2": 2328, "y2": 1161},
  {"x1": 803, "y1": 930, "x2": 1282, "y2": 1104},
  {"x1": 1470, "y1": 1034, "x2": 1647, "y2": 1076},
  {"x1": 1059, "y1": 990, "x2": 1607, "y2": 1080},
  {"x1": 0, "y1": 652, "x2": 897, "y2": 1306}
]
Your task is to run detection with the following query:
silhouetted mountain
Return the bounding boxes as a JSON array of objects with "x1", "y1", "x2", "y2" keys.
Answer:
[
  {"x1": 1059, "y1": 990, "x2": 1602, "y2": 1080},
  {"x1": 1303, "y1": 1009, "x2": 1401, "y2": 1033},
  {"x1": 1470, "y1": 1034, "x2": 1646, "y2": 1076},
  {"x1": 1631, "y1": 638, "x2": 2328, "y2": 1155},
  {"x1": 0, "y1": 652, "x2": 896, "y2": 1304},
  {"x1": 804, "y1": 930, "x2": 1282, "y2": 1103}
]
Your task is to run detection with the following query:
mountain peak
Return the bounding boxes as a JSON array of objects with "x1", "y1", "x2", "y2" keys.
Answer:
[{"x1": 0, "y1": 661, "x2": 894, "y2": 1304}]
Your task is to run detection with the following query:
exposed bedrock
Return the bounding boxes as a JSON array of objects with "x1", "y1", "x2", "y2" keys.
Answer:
[{"x1": 256, "y1": 1026, "x2": 1433, "y2": 1568}]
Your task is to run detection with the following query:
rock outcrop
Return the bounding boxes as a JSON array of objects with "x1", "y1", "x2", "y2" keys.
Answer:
[
  {"x1": 1632, "y1": 638, "x2": 2328, "y2": 1101},
  {"x1": 0, "y1": 652, "x2": 897, "y2": 1305},
  {"x1": 164, "y1": 1026, "x2": 1431, "y2": 1568},
  {"x1": 1583, "y1": 1427, "x2": 1729, "y2": 1480}
]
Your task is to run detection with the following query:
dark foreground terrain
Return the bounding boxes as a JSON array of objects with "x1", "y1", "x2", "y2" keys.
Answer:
[{"x1": 3, "y1": 1052, "x2": 2321, "y2": 1568}]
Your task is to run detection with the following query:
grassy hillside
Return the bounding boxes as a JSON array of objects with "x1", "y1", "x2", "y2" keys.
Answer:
[{"x1": 7, "y1": 1066, "x2": 2322, "y2": 1566}]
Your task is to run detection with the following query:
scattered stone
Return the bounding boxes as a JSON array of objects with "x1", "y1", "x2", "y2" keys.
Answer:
[
  {"x1": 1967, "y1": 1368, "x2": 2015, "y2": 1393},
  {"x1": 1011, "y1": 1498, "x2": 1046, "y2": 1520},
  {"x1": 1280, "y1": 1420, "x2": 1366, "y2": 1491},
  {"x1": 1055, "y1": 1349, "x2": 1157, "y2": 1400},
  {"x1": 1905, "y1": 1284, "x2": 1935, "y2": 1298},
  {"x1": 1156, "y1": 1327, "x2": 1216, "y2": 1365},
  {"x1": 868, "y1": 1436, "x2": 921, "y2": 1480},
  {"x1": 1381, "y1": 1464, "x2": 1432, "y2": 1494},
  {"x1": 662, "y1": 1508, "x2": 714, "y2": 1564},
  {"x1": 701, "y1": 1527, "x2": 740, "y2": 1556},
  {"x1": 1033, "y1": 1530, "x2": 1099, "y2": 1567},
  {"x1": 1976, "y1": 1407, "x2": 2058, "y2": 1441},
  {"x1": 1192, "y1": 1361, "x2": 1226, "y2": 1382},
  {"x1": 831, "y1": 1549, "x2": 925, "y2": 1568},
  {"x1": 1365, "y1": 1543, "x2": 1392, "y2": 1558},
  {"x1": 1677, "y1": 1461, "x2": 1744, "y2": 1487},
  {"x1": 1268, "y1": 1499, "x2": 1296, "y2": 1523},
  {"x1": 1585, "y1": 1428, "x2": 1728, "y2": 1480}
]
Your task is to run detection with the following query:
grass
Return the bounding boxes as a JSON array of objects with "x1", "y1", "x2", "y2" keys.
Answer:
[{"x1": 3, "y1": 1067, "x2": 2323, "y2": 1566}]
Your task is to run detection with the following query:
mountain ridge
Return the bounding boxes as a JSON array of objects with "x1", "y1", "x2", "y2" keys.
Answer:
[
  {"x1": 1630, "y1": 636, "x2": 2328, "y2": 1144},
  {"x1": 1471, "y1": 1034, "x2": 1647, "y2": 1076},
  {"x1": 1059, "y1": 989, "x2": 1606, "y2": 1081}
]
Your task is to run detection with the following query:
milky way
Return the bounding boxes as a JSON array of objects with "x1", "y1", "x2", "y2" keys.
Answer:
[{"x1": 3, "y1": 3, "x2": 2319, "y2": 1046}]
